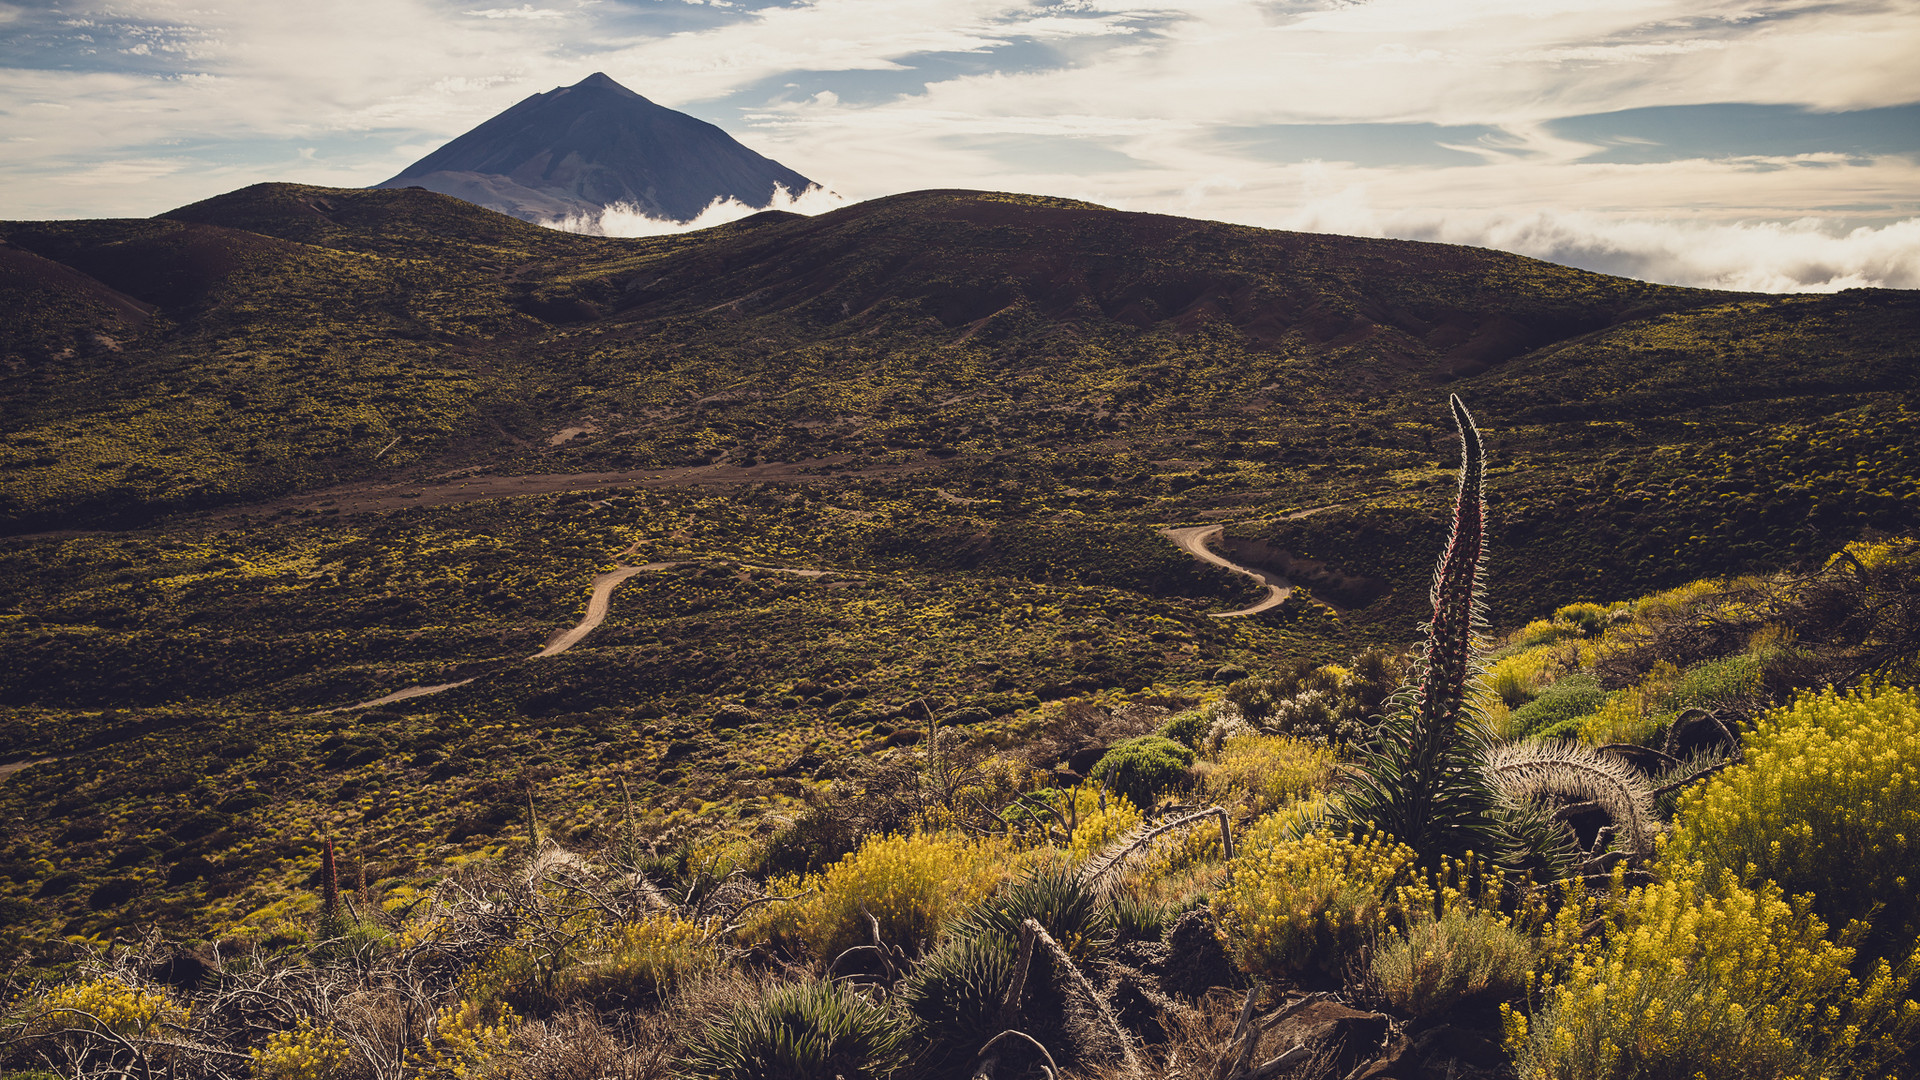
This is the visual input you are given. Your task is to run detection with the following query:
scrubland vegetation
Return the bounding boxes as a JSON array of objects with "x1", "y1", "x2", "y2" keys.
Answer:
[
  {"x1": 4, "y1": 393, "x2": 1916, "y2": 1078},
  {"x1": 3, "y1": 184, "x2": 1918, "y2": 1076}
]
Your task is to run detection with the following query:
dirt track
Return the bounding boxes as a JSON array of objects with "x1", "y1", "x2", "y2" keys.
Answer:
[
  {"x1": 535, "y1": 561, "x2": 678, "y2": 658},
  {"x1": 1162, "y1": 525, "x2": 1292, "y2": 617}
]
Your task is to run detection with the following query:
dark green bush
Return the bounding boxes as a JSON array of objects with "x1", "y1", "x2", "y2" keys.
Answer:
[
  {"x1": 1154, "y1": 709, "x2": 1209, "y2": 748},
  {"x1": 1089, "y1": 735, "x2": 1193, "y2": 810}
]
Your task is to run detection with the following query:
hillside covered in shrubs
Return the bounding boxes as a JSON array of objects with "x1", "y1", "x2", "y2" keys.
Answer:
[{"x1": 5, "y1": 402, "x2": 1918, "y2": 1079}]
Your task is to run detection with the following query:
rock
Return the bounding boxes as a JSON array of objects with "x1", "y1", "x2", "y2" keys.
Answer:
[
  {"x1": 1159, "y1": 907, "x2": 1237, "y2": 999},
  {"x1": 1068, "y1": 744, "x2": 1108, "y2": 775},
  {"x1": 1267, "y1": 1001, "x2": 1397, "y2": 1079}
]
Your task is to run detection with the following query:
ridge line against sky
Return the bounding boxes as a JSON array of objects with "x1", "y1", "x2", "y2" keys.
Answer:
[{"x1": 1, "y1": 0, "x2": 1916, "y2": 292}]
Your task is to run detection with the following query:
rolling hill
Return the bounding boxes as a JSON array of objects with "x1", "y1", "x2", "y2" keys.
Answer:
[{"x1": 0, "y1": 181, "x2": 1915, "y2": 949}]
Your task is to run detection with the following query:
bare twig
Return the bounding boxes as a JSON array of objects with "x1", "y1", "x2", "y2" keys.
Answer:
[
  {"x1": 1020, "y1": 918, "x2": 1140, "y2": 1076},
  {"x1": 972, "y1": 1029, "x2": 1060, "y2": 1080}
]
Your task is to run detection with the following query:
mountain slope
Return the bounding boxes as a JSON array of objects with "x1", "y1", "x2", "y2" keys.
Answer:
[
  {"x1": 0, "y1": 183, "x2": 1913, "y2": 610},
  {"x1": 371, "y1": 73, "x2": 816, "y2": 223}
]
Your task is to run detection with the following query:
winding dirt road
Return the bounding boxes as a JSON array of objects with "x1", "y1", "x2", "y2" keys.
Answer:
[
  {"x1": 324, "y1": 553, "x2": 849, "y2": 712},
  {"x1": 1162, "y1": 525, "x2": 1292, "y2": 618},
  {"x1": 337, "y1": 680, "x2": 477, "y2": 713},
  {"x1": 0, "y1": 758, "x2": 56, "y2": 784},
  {"x1": 535, "y1": 561, "x2": 678, "y2": 658}
]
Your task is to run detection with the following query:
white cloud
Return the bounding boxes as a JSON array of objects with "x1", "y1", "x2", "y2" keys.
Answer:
[
  {"x1": 0, "y1": 0, "x2": 1915, "y2": 292},
  {"x1": 462, "y1": 5, "x2": 570, "y2": 19},
  {"x1": 548, "y1": 183, "x2": 851, "y2": 236},
  {"x1": 1413, "y1": 213, "x2": 1920, "y2": 293}
]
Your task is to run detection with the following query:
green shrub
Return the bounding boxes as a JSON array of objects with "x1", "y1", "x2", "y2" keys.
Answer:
[
  {"x1": 1155, "y1": 708, "x2": 1210, "y2": 748},
  {"x1": 1663, "y1": 683, "x2": 1920, "y2": 967},
  {"x1": 1505, "y1": 674, "x2": 1606, "y2": 740},
  {"x1": 1665, "y1": 653, "x2": 1762, "y2": 712},
  {"x1": 679, "y1": 979, "x2": 908, "y2": 1080},
  {"x1": 1111, "y1": 888, "x2": 1169, "y2": 944},
  {"x1": 1089, "y1": 735, "x2": 1193, "y2": 811},
  {"x1": 1370, "y1": 907, "x2": 1533, "y2": 1019}
]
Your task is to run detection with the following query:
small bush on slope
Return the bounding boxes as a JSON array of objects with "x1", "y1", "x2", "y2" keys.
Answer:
[
  {"x1": 1212, "y1": 814, "x2": 1418, "y2": 980},
  {"x1": 1088, "y1": 734, "x2": 1193, "y2": 811},
  {"x1": 679, "y1": 979, "x2": 908, "y2": 1080},
  {"x1": 748, "y1": 832, "x2": 1007, "y2": 961},
  {"x1": 1198, "y1": 733, "x2": 1334, "y2": 818},
  {"x1": 1370, "y1": 906, "x2": 1533, "y2": 1020}
]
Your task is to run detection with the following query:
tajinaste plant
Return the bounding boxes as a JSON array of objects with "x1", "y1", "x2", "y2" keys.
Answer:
[{"x1": 1337, "y1": 395, "x2": 1500, "y2": 864}]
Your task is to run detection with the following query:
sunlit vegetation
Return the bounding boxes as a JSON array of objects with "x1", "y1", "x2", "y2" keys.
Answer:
[
  {"x1": 2, "y1": 182, "x2": 1917, "y2": 1076},
  {"x1": 4, "y1": 537, "x2": 1915, "y2": 1077}
]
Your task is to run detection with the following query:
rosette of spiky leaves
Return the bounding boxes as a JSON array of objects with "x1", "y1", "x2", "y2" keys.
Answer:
[
  {"x1": 679, "y1": 979, "x2": 909, "y2": 1080},
  {"x1": 901, "y1": 865, "x2": 1113, "y2": 1079},
  {"x1": 1337, "y1": 396, "x2": 1500, "y2": 865},
  {"x1": 955, "y1": 861, "x2": 1115, "y2": 964},
  {"x1": 1483, "y1": 739, "x2": 1660, "y2": 875}
]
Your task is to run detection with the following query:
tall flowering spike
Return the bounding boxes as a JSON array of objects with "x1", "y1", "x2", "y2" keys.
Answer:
[
  {"x1": 1417, "y1": 394, "x2": 1487, "y2": 734},
  {"x1": 321, "y1": 835, "x2": 340, "y2": 920},
  {"x1": 1335, "y1": 395, "x2": 1497, "y2": 865}
]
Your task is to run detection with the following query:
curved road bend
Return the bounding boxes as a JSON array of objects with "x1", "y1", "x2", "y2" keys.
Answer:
[
  {"x1": 535, "y1": 561, "x2": 680, "y2": 658},
  {"x1": 1162, "y1": 525, "x2": 1292, "y2": 618}
]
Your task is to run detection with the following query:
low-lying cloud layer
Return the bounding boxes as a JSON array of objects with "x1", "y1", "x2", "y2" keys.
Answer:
[
  {"x1": 547, "y1": 183, "x2": 848, "y2": 237},
  {"x1": 3, "y1": 0, "x2": 1916, "y2": 293}
]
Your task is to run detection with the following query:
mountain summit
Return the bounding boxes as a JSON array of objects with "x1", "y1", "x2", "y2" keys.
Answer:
[{"x1": 371, "y1": 73, "x2": 815, "y2": 224}]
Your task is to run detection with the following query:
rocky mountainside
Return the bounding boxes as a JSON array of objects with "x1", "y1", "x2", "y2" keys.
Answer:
[{"x1": 371, "y1": 72, "x2": 815, "y2": 223}]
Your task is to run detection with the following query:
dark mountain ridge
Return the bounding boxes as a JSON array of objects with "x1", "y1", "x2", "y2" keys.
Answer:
[{"x1": 371, "y1": 72, "x2": 816, "y2": 223}]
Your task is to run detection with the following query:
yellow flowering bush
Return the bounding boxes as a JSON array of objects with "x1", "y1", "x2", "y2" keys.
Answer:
[
  {"x1": 1664, "y1": 683, "x2": 1920, "y2": 966},
  {"x1": 409, "y1": 998, "x2": 519, "y2": 1080},
  {"x1": 1201, "y1": 734, "x2": 1334, "y2": 818},
  {"x1": 561, "y1": 913, "x2": 712, "y2": 1004},
  {"x1": 1481, "y1": 645, "x2": 1567, "y2": 711},
  {"x1": 1506, "y1": 863, "x2": 1919, "y2": 1080},
  {"x1": 251, "y1": 1020, "x2": 352, "y2": 1080},
  {"x1": 1065, "y1": 784, "x2": 1141, "y2": 864},
  {"x1": 749, "y1": 831, "x2": 1007, "y2": 959},
  {"x1": 1212, "y1": 815, "x2": 1418, "y2": 979},
  {"x1": 29, "y1": 976, "x2": 188, "y2": 1039}
]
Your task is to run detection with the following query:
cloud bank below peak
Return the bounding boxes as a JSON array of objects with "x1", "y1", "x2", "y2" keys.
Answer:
[{"x1": 0, "y1": 0, "x2": 1915, "y2": 292}]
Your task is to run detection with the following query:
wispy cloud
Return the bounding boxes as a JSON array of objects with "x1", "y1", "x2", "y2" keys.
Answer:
[
  {"x1": 461, "y1": 5, "x2": 570, "y2": 19},
  {"x1": 0, "y1": 0, "x2": 1915, "y2": 292}
]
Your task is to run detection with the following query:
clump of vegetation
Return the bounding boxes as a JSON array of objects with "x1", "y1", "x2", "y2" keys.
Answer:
[
  {"x1": 1663, "y1": 682, "x2": 1920, "y2": 968},
  {"x1": 1213, "y1": 818, "x2": 1418, "y2": 980},
  {"x1": 679, "y1": 979, "x2": 908, "y2": 1080},
  {"x1": 1087, "y1": 734, "x2": 1193, "y2": 811},
  {"x1": 1507, "y1": 863, "x2": 1919, "y2": 1080},
  {"x1": 752, "y1": 832, "x2": 1007, "y2": 960},
  {"x1": 1370, "y1": 906, "x2": 1534, "y2": 1019},
  {"x1": 1198, "y1": 733, "x2": 1333, "y2": 818}
]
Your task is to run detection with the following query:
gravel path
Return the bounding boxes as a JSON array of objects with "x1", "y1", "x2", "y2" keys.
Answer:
[{"x1": 1162, "y1": 524, "x2": 1292, "y2": 617}]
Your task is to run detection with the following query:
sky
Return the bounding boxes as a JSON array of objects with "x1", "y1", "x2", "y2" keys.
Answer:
[{"x1": 2, "y1": 0, "x2": 1917, "y2": 291}]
